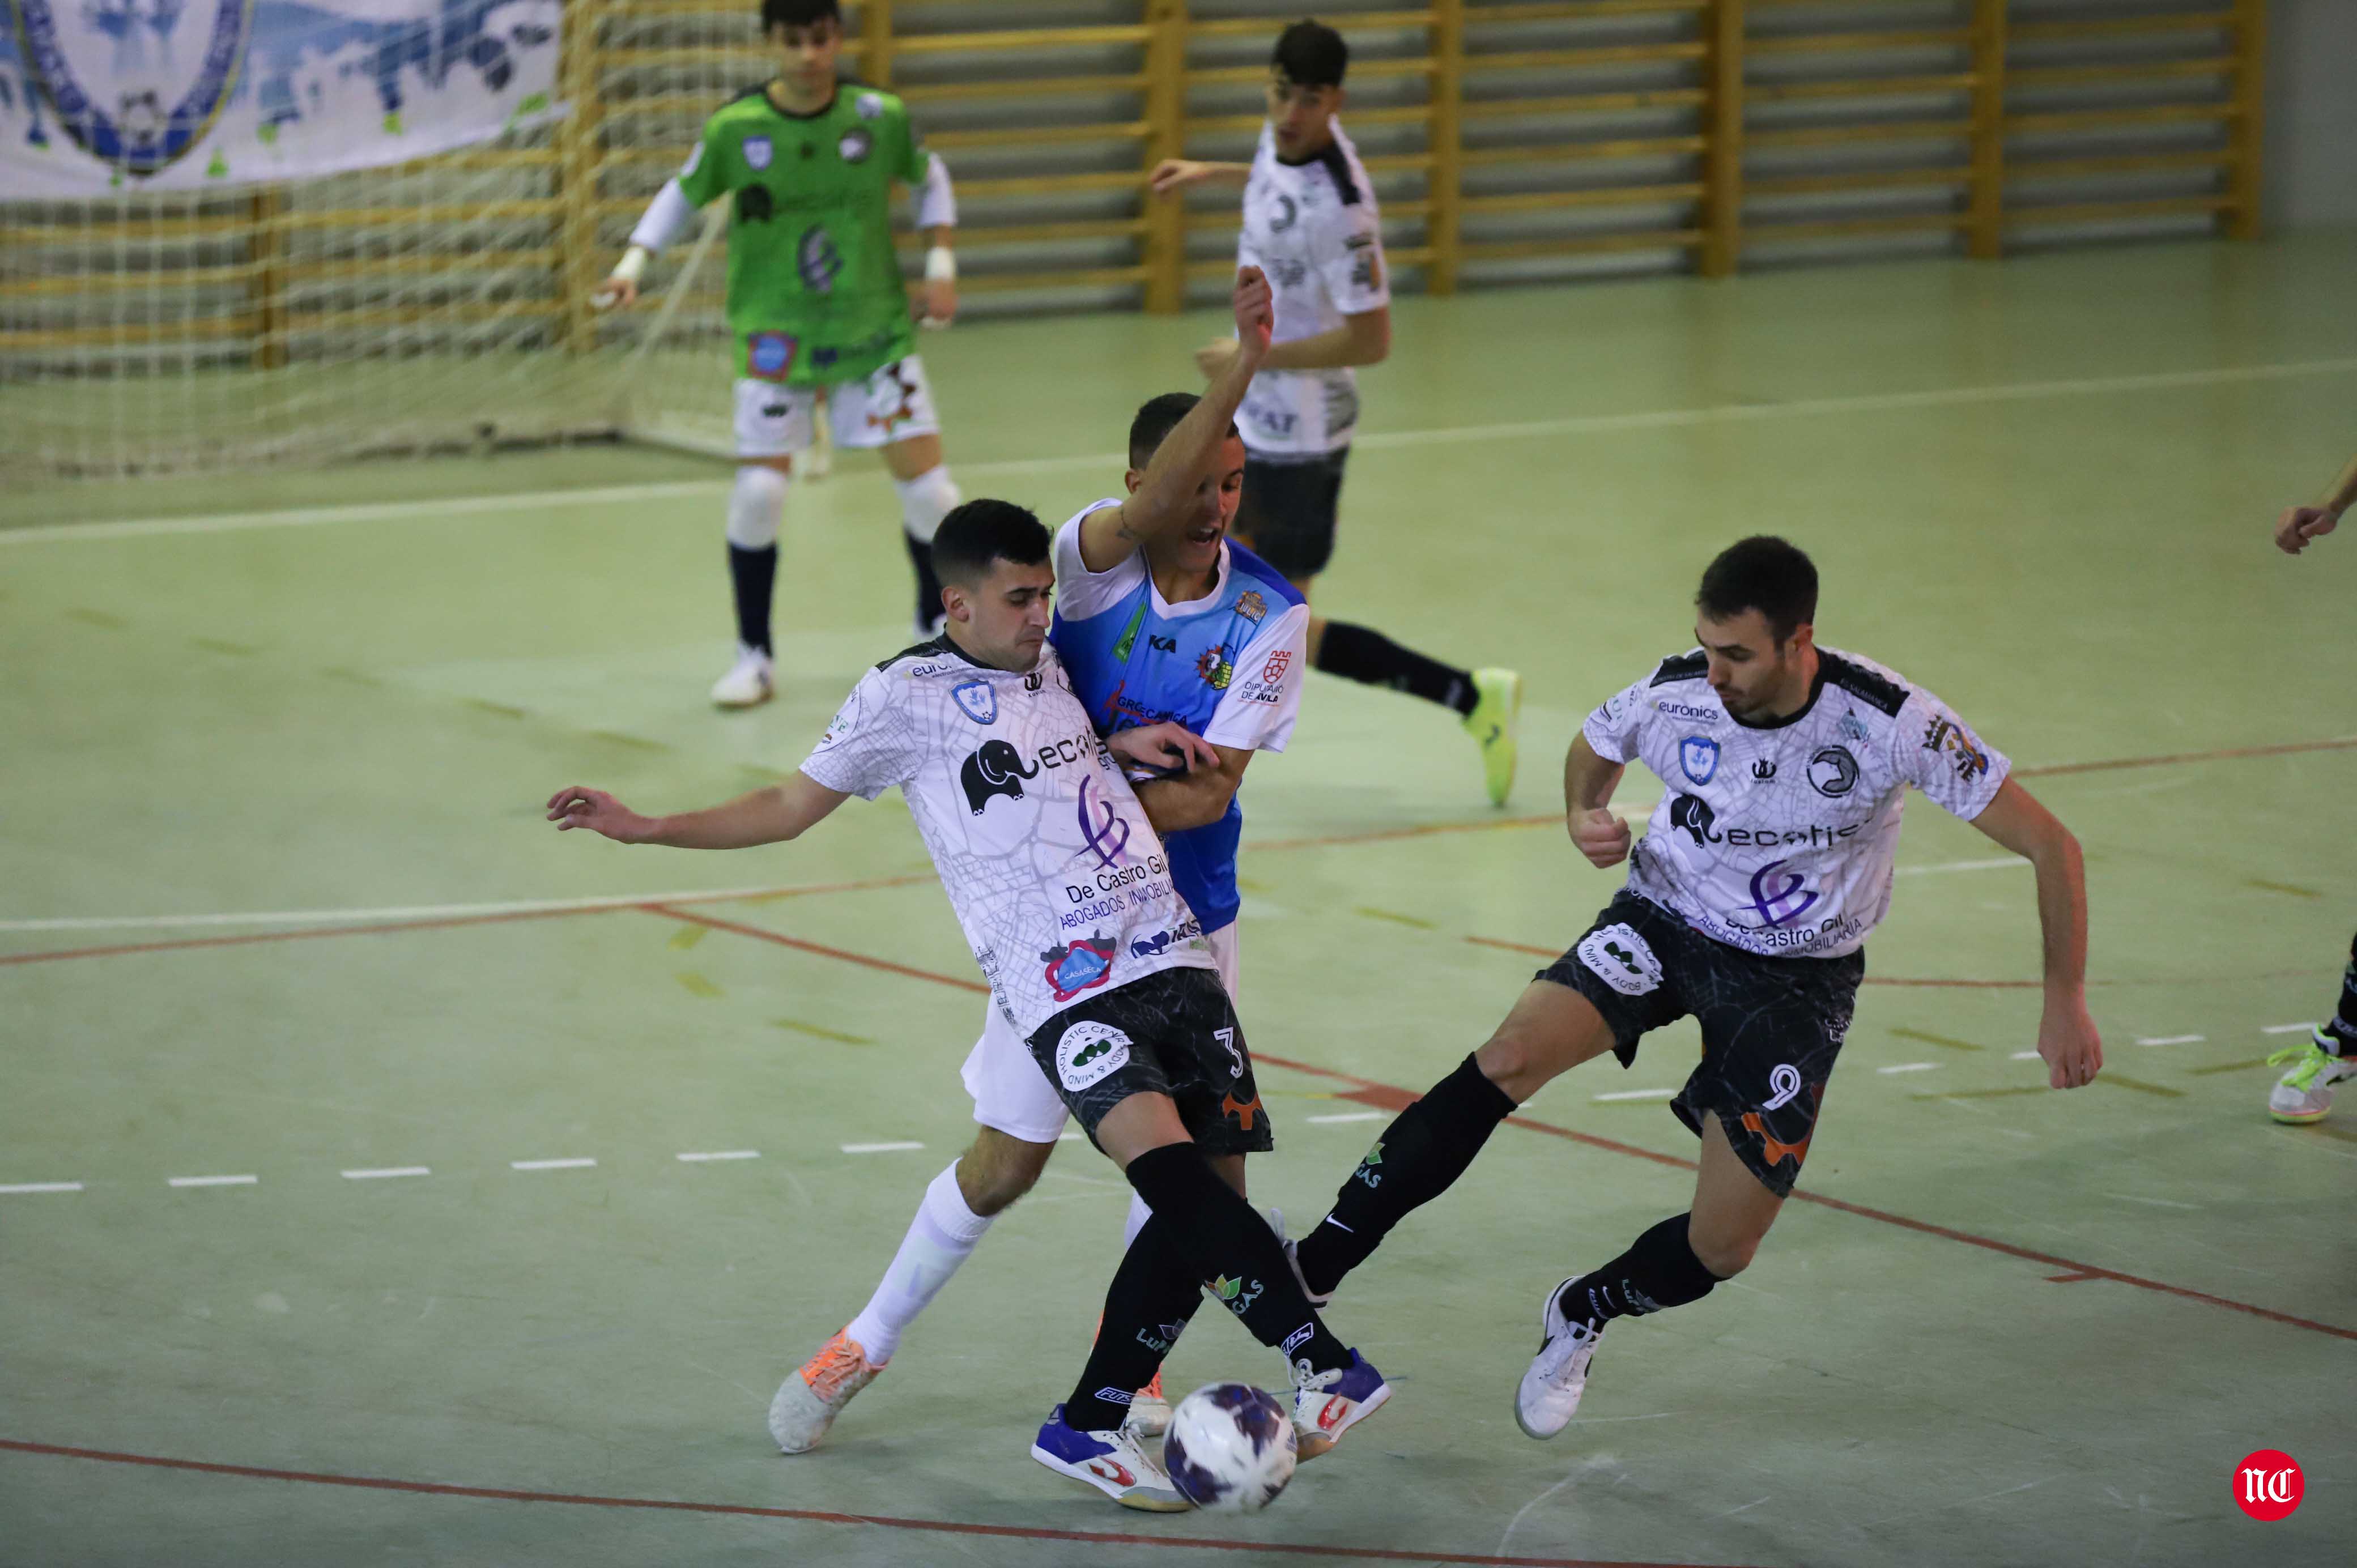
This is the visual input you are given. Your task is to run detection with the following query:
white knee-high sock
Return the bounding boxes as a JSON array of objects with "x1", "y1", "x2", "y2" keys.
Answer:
[
  {"x1": 727, "y1": 465, "x2": 788, "y2": 548},
  {"x1": 845, "y1": 1163, "x2": 993, "y2": 1364},
  {"x1": 893, "y1": 464, "x2": 960, "y2": 543}
]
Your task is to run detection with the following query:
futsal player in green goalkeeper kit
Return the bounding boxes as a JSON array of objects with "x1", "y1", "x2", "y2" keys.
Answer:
[{"x1": 599, "y1": 0, "x2": 965, "y2": 709}]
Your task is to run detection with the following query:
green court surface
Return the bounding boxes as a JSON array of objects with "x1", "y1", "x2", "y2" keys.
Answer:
[{"x1": 5, "y1": 238, "x2": 2354, "y2": 1566}]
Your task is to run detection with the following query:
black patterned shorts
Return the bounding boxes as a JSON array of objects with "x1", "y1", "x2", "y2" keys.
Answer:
[
  {"x1": 1537, "y1": 892, "x2": 1863, "y2": 1198},
  {"x1": 1235, "y1": 450, "x2": 1348, "y2": 582},
  {"x1": 1024, "y1": 966, "x2": 1274, "y2": 1157}
]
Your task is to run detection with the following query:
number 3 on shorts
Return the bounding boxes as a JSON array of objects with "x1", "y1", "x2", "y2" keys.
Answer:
[
  {"x1": 1215, "y1": 1026, "x2": 1243, "y2": 1079},
  {"x1": 1576, "y1": 923, "x2": 1663, "y2": 997}
]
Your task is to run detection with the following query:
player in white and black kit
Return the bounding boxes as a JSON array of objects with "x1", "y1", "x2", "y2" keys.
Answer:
[
  {"x1": 1270, "y1": 536, "x2": 2104, "y2": 1437},
  {"x1": 1152, "y1": 20, "x2": 1524, "y2": 807},
  {"x1": 546, "y1": 496, "x2": 1387, "y2": 1509}
]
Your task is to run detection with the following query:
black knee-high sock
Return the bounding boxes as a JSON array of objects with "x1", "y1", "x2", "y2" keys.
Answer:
[
  {"x1": 1316, "y1": 621, "x2": 1478, "y2": 717},
  {"x1": 1062, "y1": 1216, "x2": 1206, "y2": 1431},
  {"x1": 904, "y1": 534, "x2": 945, "y2": 632},
  {"x1": 2324, "y1": 930, "x2": 2357, "y2": 1052},
  {"x1": 728, "y1": 543, "x2": 777, "y2": 654},
  {"x1": 1292, "y1": 1054, "x2": 1516, "y2": 1298},
  {"x1": 1121, "y1": 1144, "x2": 1351, "y2": 1375},
  {"x1": 1555, "y1": 1214, "x2": 1723, "y2": 1326}
]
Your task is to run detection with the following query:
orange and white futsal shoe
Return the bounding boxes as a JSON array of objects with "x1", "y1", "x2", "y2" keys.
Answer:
[{"x1": 769, "y1": 1328, "x2": 884, "y2": 1454}]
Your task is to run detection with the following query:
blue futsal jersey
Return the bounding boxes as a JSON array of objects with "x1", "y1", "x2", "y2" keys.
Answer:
[{"x1": 1049, "y1": 502, "x2": 1312, "y2": 936}]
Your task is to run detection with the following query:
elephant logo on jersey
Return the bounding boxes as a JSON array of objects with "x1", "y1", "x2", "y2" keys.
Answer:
[
  {"x1": 960, "y1": 739, "x2": 1039, "y2": 813},
  {"x1": 1679, "y1": 735, "x2": 1721, "y2": 784},
  {"x1": 1669, "y1": 793, "x2": 1719, "y2": 847},
  {"x1": 1055, "y1": 1019, "x2": 1131, "y2": 1089},
  {"x1": 1041, "y1": 934, "x2": 1117, "y2": 1002},
  {"x1": 798, "y1": 224, "x2": 843, "y2": 293}
]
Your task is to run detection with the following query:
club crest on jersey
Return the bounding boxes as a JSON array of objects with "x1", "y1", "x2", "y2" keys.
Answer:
[
  {"x1": 742, "y1": 134, "x2": 774, "y2": 171},
  {"x1": 952, "y1": 680, "x2": 997, "y2": 725},
  {"x1": 837, "y1": 128, "x2": 871, "y2": 163},
  {"x1": 16, "y1": 0, "x2": 253, "y2": 178},
  {"x1": 1195, "y1": 645, "x2": 1234, "y2": 690},
  {"x1": 855, "y1": 91, "x2": 884, "y2": 120},
  {"x1": 747, "y1": 332, "x2": 797, "y2": 381},
  {"x1": 1054, "y1": 1018, "x2": 1130, "y2": 1089},
  {"x1": 1042, "y1": 935, "x2": 1117, "y2": 1003},
  {"x1": 1679, "y1": 735, "x2": 1721, "y2": 784},
  {"x1": 1808, "y1": 745, "x2": 1858, "y2": 798}
]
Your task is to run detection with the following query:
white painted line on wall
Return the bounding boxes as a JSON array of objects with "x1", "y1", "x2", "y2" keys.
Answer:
[
  {"x1": 510, "y1": 1157, "x2": 596, "y2": 1172},
  {"x1": 840, "y1": 1141, "x2": 925, "y2": 1155},
  {"x1": 0, "y1": 1182, "x2": 83, "y2": 1195},
  {"x1": 168, "y1": 1174, "x2": 257, "y2": 1188},
  {"x1": 341, "y1": 1166, "x2": 430, "y2": 1180},
  {"x1": 1305, "y1": 1111, "x2": 1388, "y2": 1124},
  {"x1": 676, "y1": 1150, "x2": 760, "y2": 1162}
]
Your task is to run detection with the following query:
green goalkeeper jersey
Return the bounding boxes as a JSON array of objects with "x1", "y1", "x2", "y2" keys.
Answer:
[{"x1": 675, "y1": 82, "x2": 932, "y2": 389}]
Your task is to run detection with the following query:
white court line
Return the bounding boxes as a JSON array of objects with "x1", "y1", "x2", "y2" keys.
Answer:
[
  {"x1": 1894, "y1": 858, "x2": 2028, "y2": 877},
  {"x1": 676, "y1": 1150, "x2": 760, "y2": 1162},
  {"x1": 2136, "y1": 1034, "x2": 2205, "y2": 1047},
  {"x1": 168, "y1": 1174, "x2": 257, "y2": 1188},
  {"x1": 0, "y1": 883, "x2": 816, "y2": 934},
  {"x1": 2262, "y1": 1022, "x2": 2319, "y2": 1035},
  {"x1": 2011, "y1": 1050, "x2": 2043, "y2": 1060},
  {"x1": 1593, "y1": 1088, "x2": 1679, "y2": 1101},
  {"x1": 1305, "y1": 1110, "x2": 1387, "y2": 1124},
  {"x1": 1056, "y1": 1130, "x2": 1086, "y2": 1141},
  {"x1": 841, "y1": 1141, "x2": 925, "y2": 1154},
  {"x1": 510, "y1": 1157, "x2": 596, "y2": 1172},
  {"x1": 1877, "y1": 1063, "x2": 1938, "y2": 1075},
  {"x1": 2106, "y1": 1194, "x2": 2201, "y2": 1211},
  {"x1": 12, "y1": 356, "x2": 2356, "y2": 547},
  {"x1": 0, "y1": 1182, "x2": 83, "y2": 1195},
  {"x1": 341, "y1": 1166, "x2": 430, "y2": 1181}
]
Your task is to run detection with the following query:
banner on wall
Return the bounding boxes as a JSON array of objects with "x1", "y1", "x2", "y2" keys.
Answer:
[{"x1": 0, "y1": 1, "x2": 561, "y2": 198}]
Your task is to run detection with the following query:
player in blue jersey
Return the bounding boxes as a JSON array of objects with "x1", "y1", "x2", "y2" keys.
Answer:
[{"x1": 769, "y1": 268, "x2": 1312, "y2": 1454}]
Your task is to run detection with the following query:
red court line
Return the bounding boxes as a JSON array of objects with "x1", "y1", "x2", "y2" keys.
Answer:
[
  {"x1": 644, "y1": 904, "x2": 991, "y2": 994},
  {"x1": 2014, "y1": 734, "x2": 2357, "y2": 779},
  {"x1": 0, "y1": 1439, "x2": 1729, "y2": 1568},
  {"x1": 1252, "y1": 1053, "x2": 2357, "y2": 1344}
]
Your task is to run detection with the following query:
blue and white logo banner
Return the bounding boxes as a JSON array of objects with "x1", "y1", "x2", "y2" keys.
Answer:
[{"x1": 1, "y1": 2, "x2": 561, "y2": 197}]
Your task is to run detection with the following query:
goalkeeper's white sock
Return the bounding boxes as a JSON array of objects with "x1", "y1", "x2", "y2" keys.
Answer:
[{"x1": 895, "y1": 465, "x2": 961, "y2": 634}]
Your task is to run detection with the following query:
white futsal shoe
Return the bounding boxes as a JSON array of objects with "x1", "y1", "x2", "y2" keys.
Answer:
[
  {"x1": 1031, "y1": 1405, "x2": 1189, "y2": 1511},
  {"x1": 710, "y1": 643, "x2": 775, "y2": 708},
  {"x1": 2268, "y1": 1029, "x2": 2357, "y2": 1124},
  {"x1": 769, "y1": 1328, "x2": 884, "y2": 1454},
  {"x1": 1514, "y1": 1279, "x2": 1606, "y2": 1440}
]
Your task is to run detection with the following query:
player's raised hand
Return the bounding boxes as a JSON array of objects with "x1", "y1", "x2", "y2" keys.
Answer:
[
  {"x1": 2274, "y1": 504, "x2": 2339, "y2": 555},
  {"x1": 1570, "y1": 807, "x2": 1631, "y2": 868},
  {"x1": 592, "y1": 274, "x2": 640, "y2": 312},
  {"x1": 2037, "y1": 991, "x2": 2103, "y2": 1089},
  {"x1": 1149, "y1": 159, "x2": 1212, "y2": 194},
  {"x1": 546, "y1": 785, "x2": 656, "y2": 843},
  {"x1": 1110, "y1": 722, "x2": 1220, "y2": 776},
  {"x1": 1232, "y1": 265, "x2": 1274, "y2": 359}
]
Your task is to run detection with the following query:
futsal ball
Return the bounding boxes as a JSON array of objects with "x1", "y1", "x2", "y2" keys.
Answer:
[{"x1": 1162, "y1": 1382, "x2": 1297, "y2": 1511}]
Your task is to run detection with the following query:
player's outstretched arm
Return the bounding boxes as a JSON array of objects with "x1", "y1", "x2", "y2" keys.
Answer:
[
  {"x1": 1075, "y1": 267, "x2": 1275, "y2": 571},
  {"x1": 1564, "y1": 735, "x2": 1631, "y2": 868},
  {"x1": 1147, "y1": 159, "x2": 1253, "y2": 194},
  {"x1": 546, "y1": 773, "x2": 849, "y2": 850},
  {"x1": 1967, "y1": 779, "x2": 2101, "y2": 1089},
  {"x1": 2274, "y1": 450, "x2": 2354, "y2": 554},
  {"x1": 594, "y1": 178, "x2": 700, "y2": 311}
]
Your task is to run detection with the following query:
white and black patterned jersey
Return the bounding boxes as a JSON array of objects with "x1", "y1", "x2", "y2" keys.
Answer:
[
  {"x1": 799, "y1": 640, "x2": 1215, "y2": 1036},
  {"x1": 1581, "y1": 646, "x2": 2011, "y2": 959},
  {"x1": 1235, "y1": 118, "x2": 1390, "y2": 458}
]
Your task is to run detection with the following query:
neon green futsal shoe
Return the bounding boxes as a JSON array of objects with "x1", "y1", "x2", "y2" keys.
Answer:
[
  {"x1": 2267, "y1": 1030, "x2": 2357, "y2": 1124},
  {"x1": 1463, "y1": 668, "x2": 1522, "y2": 807}
]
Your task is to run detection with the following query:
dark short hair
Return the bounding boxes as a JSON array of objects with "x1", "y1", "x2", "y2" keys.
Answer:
[
  {"x1": 761, "y1": 0, "x2": 840, "y2": 32},
  {"x1": 1126, "y1": 391, "x2": 1238, "y2": 469},
  {"x1": 1696, "y1": 535, "x2": 1818, "y2": 645},
  {"x1": 1273, "y1": 19, "x2": 1347, "y2": 88},
  {"x1": 933, "y1": 500, "x2": 1050, "y2": 587}
]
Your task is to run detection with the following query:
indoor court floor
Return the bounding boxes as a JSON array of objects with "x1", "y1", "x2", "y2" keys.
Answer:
[{"x1": 5, "y1": 236, "x2": 2354, "y2": 1566}]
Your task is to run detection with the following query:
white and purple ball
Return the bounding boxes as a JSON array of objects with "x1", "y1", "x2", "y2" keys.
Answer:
[{"x1": 1162, "y1": 1382, "x2": 1297, "y2": 1511}]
